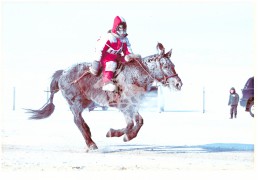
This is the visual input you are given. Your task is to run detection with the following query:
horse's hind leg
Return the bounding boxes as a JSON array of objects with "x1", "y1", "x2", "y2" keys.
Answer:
[{"x1": 71, "y1": 103, "x2": 98, "y2": 150}]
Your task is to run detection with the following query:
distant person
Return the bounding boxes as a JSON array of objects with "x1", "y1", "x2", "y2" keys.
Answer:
[
  {"x1": 228, "y1": 87, "x2": 239, "y2": 119},
  {"x1": 89, "y1": 16, "x2": 141, "y2": 91}
]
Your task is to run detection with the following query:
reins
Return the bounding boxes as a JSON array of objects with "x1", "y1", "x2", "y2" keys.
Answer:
[
  {"x1": 71, "y1": 70, "x2": 90, "y2": 84},
  {"x1": 134, "y1": 56, "x2": 178, "y2": 85},
  {"x1": 69, "y1": 69, "x2": 90, "y2": 99},
  {"x1": 70, "y1": 55, "x2": 178, "y2": 86},
  {"x1": 133, "y1": 58, "x2": 156, "y2": 81}
]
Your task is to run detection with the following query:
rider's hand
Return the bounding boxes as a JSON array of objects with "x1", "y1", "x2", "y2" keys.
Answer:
[{"x1": 125, "y1": 54, "x2": 141, "y2": 62}]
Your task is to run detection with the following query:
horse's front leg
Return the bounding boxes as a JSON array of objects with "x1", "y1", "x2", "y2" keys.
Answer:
[
  {"x1": 105, "y1": 93, "x2": 143, "y2": 140},
  {"x1": 123, "y1": 111, "x2": 143, "y2": 142},
  {"x1": 106, "y1": 98, "x2": 135, "y2": 138}
]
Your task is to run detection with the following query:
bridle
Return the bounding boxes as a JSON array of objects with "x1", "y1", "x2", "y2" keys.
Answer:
[
  {"x1": 135, "y1": 54, "x2": 178, "y2": 86},
  {"x1": 160, "y1": 73, "x2": 178, "y2": 86}
]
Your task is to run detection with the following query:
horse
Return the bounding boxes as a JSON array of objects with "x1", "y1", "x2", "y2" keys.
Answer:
[{"x1": 26, "y1": 43, "x2": 183, "y2": 150}]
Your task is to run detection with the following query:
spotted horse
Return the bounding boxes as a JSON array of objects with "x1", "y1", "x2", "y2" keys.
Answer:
[{"x1": 26, "y1": 43, "x2": 183, "y2": 151}]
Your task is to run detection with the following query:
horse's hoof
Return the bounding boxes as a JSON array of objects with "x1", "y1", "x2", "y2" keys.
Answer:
[
  {"x1": 123, "y1": 133, "x2": 137, "y2": 142},
  {"x1": 89, "y1": 144, "x2": 98, "y2": 150},
  {"x1": 106, "y1": 129, "x2": 114, "y2": 137},
  {"x1": 123, "y1": 134, "x2": 130, "y2": 142}
]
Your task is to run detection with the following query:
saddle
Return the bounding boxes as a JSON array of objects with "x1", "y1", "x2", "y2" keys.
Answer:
[{"x1": 72, "y1": 61, "x2": 125, "y2": 84}]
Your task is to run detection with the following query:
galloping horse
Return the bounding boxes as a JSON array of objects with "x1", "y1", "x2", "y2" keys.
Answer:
[{"x1": 26, "y1": 43, "x2": 183, "y2": 150}]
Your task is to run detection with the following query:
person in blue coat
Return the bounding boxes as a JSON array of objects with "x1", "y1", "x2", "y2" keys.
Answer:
[{"x1": 228, "y1": 87, "x2": 239, "y2": 119}]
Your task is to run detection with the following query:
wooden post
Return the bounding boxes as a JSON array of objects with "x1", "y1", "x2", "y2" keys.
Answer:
[
  {"x1": 203, "y1": 87, "x2": 205, "y2": 113},
  {"x1": 13, "y1": 87, "x2": 16, "y2": 111},
  {"x1": 158, "y1": 85, "x2": 164, "y2": 113},
  {"x1": 46, "y1": 87, "x2": 49, "y2": 101}
]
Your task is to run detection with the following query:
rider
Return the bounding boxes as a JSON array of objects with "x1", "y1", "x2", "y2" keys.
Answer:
[{"x1": 89, "y1": 16, "x2": 141, "y2": 91}]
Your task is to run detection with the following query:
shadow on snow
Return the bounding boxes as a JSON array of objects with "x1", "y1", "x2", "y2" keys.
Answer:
[{"x1": 100, "y1": 143, "x2": 254, "y2": 154}]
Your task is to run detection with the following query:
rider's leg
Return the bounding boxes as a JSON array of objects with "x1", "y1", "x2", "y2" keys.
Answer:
[
  {"x1": 102, "y1": 60, "x2": 117, "y2": 91},
  {"x1": 89, "y1": 60, "x2": 100, "y2": 75}
]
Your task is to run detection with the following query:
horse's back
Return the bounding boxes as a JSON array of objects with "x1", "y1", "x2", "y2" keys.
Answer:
[
  {"x1": 63, "y1": 62, "x2": 91, "y2": 80},
  {"x1": 58, "y1": 62, "x2": 92, "y2": 92}
]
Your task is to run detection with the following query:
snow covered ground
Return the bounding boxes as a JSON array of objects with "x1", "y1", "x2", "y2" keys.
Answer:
[{"x1": 0, "y1": 106, "x2": 255, "y2": 176}]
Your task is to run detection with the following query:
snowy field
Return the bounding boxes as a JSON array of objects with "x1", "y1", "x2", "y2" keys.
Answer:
[
  {"x1": 1, "y1": 2, "x2": 256, "y2": 179},
  {"x1": 0, "y1": 105, "x2": 255, "y2": 178}
]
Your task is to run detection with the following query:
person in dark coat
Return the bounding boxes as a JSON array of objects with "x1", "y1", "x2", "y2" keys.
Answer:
[{"x1": 228, "y1": 87, "x2": 239, "y2": 119}]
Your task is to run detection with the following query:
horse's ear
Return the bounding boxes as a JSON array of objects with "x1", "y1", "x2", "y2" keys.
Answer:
[
  {"x1": 165, "y1": 49, "x2": 172, "y2": 58},
  {"x1": 156, "y1": 42, "x2": 165, "y2": 56}
]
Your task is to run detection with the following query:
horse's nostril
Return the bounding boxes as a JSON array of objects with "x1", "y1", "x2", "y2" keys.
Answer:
[{"x1": 175, "y1": 82, "x2": 182, "y2": 90}]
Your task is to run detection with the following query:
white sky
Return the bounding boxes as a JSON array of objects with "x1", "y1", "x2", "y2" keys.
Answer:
[{"x1": 0, "y1": 0, "x2": 256, "y2": 111}]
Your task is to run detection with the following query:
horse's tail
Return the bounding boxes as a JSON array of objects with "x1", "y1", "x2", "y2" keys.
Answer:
[{"x1": 26, "y1": 70, "x2": 64, "y2": 120}]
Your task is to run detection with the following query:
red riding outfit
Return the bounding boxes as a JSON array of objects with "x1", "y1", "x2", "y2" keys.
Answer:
[{"x1": 93, "y1": 16, "x2": 133, "y2": 84}]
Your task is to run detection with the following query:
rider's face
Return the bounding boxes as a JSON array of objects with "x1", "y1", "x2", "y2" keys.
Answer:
[{"x1": 116, "y1": 25, "x2": 127, "y2": 37}]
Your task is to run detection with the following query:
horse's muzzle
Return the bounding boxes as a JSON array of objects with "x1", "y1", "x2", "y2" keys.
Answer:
[
  {"x1": 168, "y1": 77, "x2": 183, "y2": 91},
  {"x1": 175, "y1": 81, "x2": 183, "y2": 90}
]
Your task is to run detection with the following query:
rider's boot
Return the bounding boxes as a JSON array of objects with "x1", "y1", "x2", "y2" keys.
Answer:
[
  {"x1": 89, "y1": 60, "x2": 100, "y2": 76},
  {"x1": 102, "y1": 81, "x2": 116, "y2": 92}
]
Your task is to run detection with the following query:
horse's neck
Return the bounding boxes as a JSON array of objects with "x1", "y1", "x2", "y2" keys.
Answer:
[
  {"x1": 118, "y1": 60, "x2": 155, "y2": 90},
  {"x1": 141, "y1": 55, "x2": 162, "y2": 80}
]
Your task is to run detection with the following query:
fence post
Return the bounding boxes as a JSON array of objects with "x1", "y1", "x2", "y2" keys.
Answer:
[
  {"x1": 203, "y1": 87, "x2": 205, "y2": 113},
  {"x1": 13, "y1": 87, "x2": 16, "y2": 111},
  {"x1": 158, "y1": 85, "x2": 164, "y2": 113},
  {"x1": 46, "y1": 87, "x2": 49, "y2": 101}
]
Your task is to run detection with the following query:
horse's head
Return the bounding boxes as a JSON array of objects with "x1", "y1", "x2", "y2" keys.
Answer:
[{"x1": 143, "y1": 43, "x2": 183, "y2": 91}]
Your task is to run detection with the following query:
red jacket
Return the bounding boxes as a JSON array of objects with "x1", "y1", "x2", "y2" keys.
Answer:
[{"x1": 94, "y1": 16, "x2": 133, "y2": 63}]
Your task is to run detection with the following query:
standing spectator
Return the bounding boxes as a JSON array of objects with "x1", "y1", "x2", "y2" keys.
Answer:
[{"x1": 228, "y1": 87, "x2": 239, "y2": 119}]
